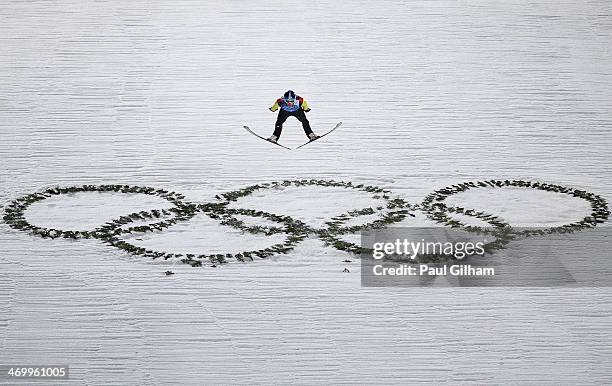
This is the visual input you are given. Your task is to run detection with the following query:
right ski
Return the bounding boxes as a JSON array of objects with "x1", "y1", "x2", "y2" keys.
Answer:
[
  {"x1": 243, "y1": 125, "x2": 292, "y2": 150},
  {"x1": 295, "y1": 121, "x2": 342, "y2": 149}
]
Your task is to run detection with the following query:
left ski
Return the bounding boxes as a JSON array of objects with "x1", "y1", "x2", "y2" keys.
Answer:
[
  {"x1": 295, "y1": 122, "x2": 342, "y2": 149},
  {"x1": 243, "y1": 125, "x2": 292, "y2": 150}
]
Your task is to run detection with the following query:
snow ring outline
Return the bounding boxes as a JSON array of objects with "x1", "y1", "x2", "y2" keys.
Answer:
[
  {"x1": 318, "y1": 205, "x2": 515, "y2": 260},
  {"x1": 103, "y1": 206, "x2": 308, "y2": 266},
  {"x1": 2, "y1": 185, "x2": 195, "y2": 240},
  {"x1": 215, "y1": 179, "x2": 414, "y2": 237},
  {"x1": 421, "y1": 179, "x2": 610, "y2": 236}
]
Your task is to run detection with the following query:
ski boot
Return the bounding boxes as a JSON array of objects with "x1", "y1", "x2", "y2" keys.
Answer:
[
  {"x1": 267, "y1": 135, "x2": 278, "y2": 143},
  {"x1": 308, "y1": 133, "x2": 320, "y2": 141}
]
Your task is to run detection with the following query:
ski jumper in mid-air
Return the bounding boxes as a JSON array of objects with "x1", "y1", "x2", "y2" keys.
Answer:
[{"x1": 267, "y1": 90, "x2": 319, "y2": 143}]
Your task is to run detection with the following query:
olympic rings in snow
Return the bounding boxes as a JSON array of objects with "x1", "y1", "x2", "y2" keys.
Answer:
[{"x1": 2, "y1": 179, "x2": 609, "y2": 267}]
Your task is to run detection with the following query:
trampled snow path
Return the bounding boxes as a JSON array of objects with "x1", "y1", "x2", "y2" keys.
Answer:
[{"x1": 1, "y1": 0, "x2": 612, "y2": 384}]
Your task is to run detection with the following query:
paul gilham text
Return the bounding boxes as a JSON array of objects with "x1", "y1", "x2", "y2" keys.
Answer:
[{"x1": 372, "y1": 264, "x2": 495, "y2": 277}]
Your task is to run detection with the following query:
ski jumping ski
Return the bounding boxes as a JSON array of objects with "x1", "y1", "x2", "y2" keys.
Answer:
[
  {"x1": 243, "y1": 125, "x2": 292, "y2": 150},
  {"x1": 295, "y1": 122, "x2": 342, "y2": 149},
  {"x1": 244, "y1": 122, "x2": 342, "y2": 150}
]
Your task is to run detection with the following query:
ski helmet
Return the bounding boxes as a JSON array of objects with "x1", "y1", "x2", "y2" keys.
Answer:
[{"x1": 283, "y1": 90, "x2": 296, "y2": 101}]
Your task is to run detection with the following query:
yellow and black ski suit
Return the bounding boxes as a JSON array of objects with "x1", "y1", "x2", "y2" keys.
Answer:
[{"x1": 269, "y1": 96, "x2": 313, "y2": 139}]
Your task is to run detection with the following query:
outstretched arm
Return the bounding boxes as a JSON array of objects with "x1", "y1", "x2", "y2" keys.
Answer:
[
  {"x1": 269, "y1": 99, "x2": 281, "y2": 112},
  {"x1": 299, "y1": 97, "x2": 311, "y2": 112}
]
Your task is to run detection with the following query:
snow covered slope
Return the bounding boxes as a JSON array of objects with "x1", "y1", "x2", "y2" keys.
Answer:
[{"x1": 1, "y1": 0, "x2": 611, "y2": 384}]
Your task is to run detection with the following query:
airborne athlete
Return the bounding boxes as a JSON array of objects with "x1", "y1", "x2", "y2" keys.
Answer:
[
  {"x1": 242, "y1": 90, "x2": 341, "y2": 149},
  {"x1": 267, "y1": 90, "x2": 319, "y2": 143}
]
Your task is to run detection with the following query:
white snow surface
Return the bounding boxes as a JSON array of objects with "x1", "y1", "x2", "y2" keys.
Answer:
[{"x1": 1, "y1": 0, "x2": 612, "y2": 384}]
